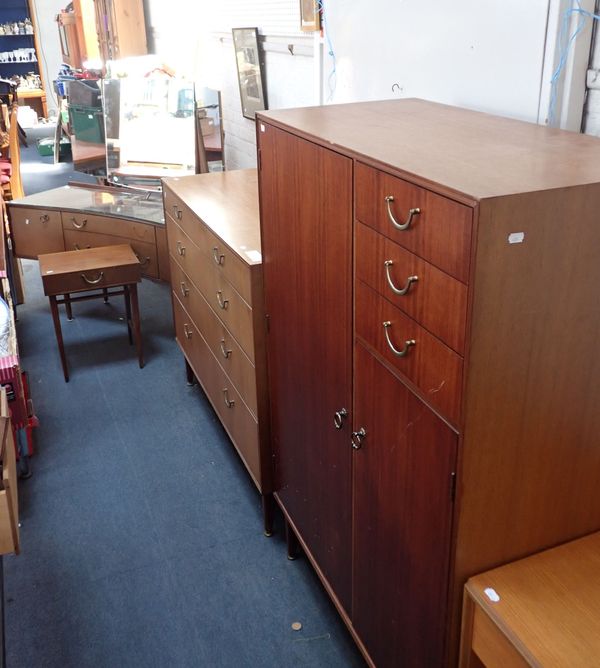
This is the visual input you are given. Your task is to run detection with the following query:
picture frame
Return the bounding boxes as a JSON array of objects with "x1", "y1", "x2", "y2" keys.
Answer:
[
  {"x1": 232, "y1": 27, "x2": 268, "y2": 121},
  {"x1": 300, "y1": 0, "x2": 321, "y2": 32}
]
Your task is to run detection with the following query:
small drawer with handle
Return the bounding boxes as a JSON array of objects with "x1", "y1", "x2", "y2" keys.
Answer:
[
  {"x1": 355, "y1": 162, "x2": 473, "y2": 283},
  {"x1": 202, "y1": 225, "x2": 255, "y2": 305},
  {"x1": 164, "y1": 186, "x2": 210, "y2": 251},
  {"x1": 355, "y1": 280, "x2": 463, "y2": 425},
  {"x1": 356, "y1": 222, "x2": 468, "y2": 354},
  {"x1": 41, "y1": 262, "x2": 141, "y2": 296},
  {"x1": 62, "y1": 212, "x2": 156, "y2": 244}
]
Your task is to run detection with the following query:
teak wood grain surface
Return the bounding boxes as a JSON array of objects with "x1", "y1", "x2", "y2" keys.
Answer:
[
  {"x1": 461, "y1": 532, "x2": 600, "y2": 667},
  {"x1": 257, "y1": 99, "x2": 600, "y2": 667},
  {"x1": 38, "y1": 243, "x2": 139, "y2": 275},
  {"x1": 259, "y1": 98, "x2": 600, "y2": 199},
  {"x1": 258, "y1": 125, "x2": 354, "y2": 612},
  {"x1": 353, "y1": 343, "x2": 457, "y2": 667},
  {"x1": 163, "y1": 169, "x2": 262, "y2": 267}
]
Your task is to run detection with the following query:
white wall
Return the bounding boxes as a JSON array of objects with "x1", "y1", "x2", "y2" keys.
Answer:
[
  {"x1": 321, "y1": 0, "x2": 552, "y2": 122},
  {"x1": 30, "y1": 0, "x2": 65, "y2": 116}
]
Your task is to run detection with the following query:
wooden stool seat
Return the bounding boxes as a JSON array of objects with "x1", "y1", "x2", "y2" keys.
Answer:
[{"x1": 38, "y1": 244, "x2": 143, "y2": 382}]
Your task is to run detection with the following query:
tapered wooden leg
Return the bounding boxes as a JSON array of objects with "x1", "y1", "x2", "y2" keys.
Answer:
[
  {"x1": 64, "y1": 293, "x2": 73, "y2": 321},
  {"x1": 262, "y1": 494, "x2": 274, "y2": 537},
  {"x1": 286, "y1": 520, "x2": 300, "y2": 560},
  {"x1": 124, "y1": 285, "x2": 133, "y2": 344},
  {"x1": 103, "y1": 288, "x2": 109, "y2": 303},
  {"x1": 49, "y1": 295, "x2": 69, "y2": 382},
  {"x1": 185, "y1": 358, "x2": 195, "y2": 386},
  {"x1": 128, "y1": 283, "x2": 144, "y2": 368}
]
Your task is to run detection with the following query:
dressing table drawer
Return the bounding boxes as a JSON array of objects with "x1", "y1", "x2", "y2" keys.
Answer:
[{"x1": 62, "y1": 212, "x2": 156, "y2": 244}]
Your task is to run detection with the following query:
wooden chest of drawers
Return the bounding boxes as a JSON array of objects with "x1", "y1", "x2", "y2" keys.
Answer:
[
  {"x1": 162, "y1": 170, "x2": 272, "y2": 534},
  {"x1": 257, "y1": 99, "x2": 600, "y2": 666}
]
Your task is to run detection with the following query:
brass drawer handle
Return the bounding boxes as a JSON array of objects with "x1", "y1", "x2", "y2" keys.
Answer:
[
  {"x1": 384, "y1": 196, "x2": 420, "y2": 231},
  {"x1": 216, "y1": 290, "x2": 229, "y2": 310},
  {"x1": 135, "y1": 253, "x2": 150, "y2": 267},
  {"x1": 223, "y1": 388, "x2": 235, "y2": 408},
  {"x1": 172, "y1": 204, "x2": 183, "y2": 220},
  {"x1": 334, "y1": 407, "x2": 347, "y2": 430},
  {"x1": 383, "y1": 260, "x2": 418, "y2": 296},
  {"x1": 39, "y1": 214, "x2": 49, "y2": 224},
  {"x1": 351, "y1": 427, "x2": 366, "y2": 450},
  {"x1": 213, "y1": 246, "x2": 225, "y2": 266},
  {"x1": 180, "y1": 281, "x2": 189, "y2": 298},
  {"x1": 220, "y1": 338, "x2": 232, "y2": 359},
  {"x1": 71, "y1": 217, "x2": 87, "y2": 229},
  {"x1": 383, "y1": 321, "x2": 415, "y2": 357},
  {"x1": 81, "y1": 271, "x2": 104, "y2": 285},
  {"x1": 176, "y1": 241, "x2": 186, "y2": 256},
  {"x1": 183, "y1": 323, "x2": 192, "y2": 339}
]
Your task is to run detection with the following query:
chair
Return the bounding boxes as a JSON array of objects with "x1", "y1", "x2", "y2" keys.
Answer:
[{"x1": 0, "y1": 101, "x2": 24, "y2": 201}]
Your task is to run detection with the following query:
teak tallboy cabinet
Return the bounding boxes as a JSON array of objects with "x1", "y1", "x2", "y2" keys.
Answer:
[{"x1": 256, "y1": 99, "x2": 600, "y2": 667}]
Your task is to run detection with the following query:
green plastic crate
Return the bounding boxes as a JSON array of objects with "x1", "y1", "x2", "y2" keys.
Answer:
[
  {"x1": 69, "y1": 105, "x2": 105, "y2": 144},
  {"x1": 37, "y1": 137, "x2": 72, "y2": 159}
]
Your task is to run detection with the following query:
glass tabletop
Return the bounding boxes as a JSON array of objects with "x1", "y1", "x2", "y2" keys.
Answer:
[{"x1": 9, "y1": 185, "x2": 165, "y2": 225}]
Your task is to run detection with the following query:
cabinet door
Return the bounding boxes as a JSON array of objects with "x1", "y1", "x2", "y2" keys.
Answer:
[
  {"x1": 353, "y1": 343, "x2": 457, "y2": 667},
  {"x1": 258, "y1": 124, "x2": 353, "y2": 611}
]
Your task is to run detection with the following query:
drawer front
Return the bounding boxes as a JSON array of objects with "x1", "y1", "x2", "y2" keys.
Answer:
[
  {"x1": 172, "y1": 294, "x2": 262, "y2": 487},
  {"x1": 164, "y1": 189, "x2": 211, "y2": 256},
  {"x1": 62, "y1": 212, "x2": 156, "y2": 244},
  {"x1": 356, "y1": 222, "x2": 468, "y2": 354},
  {"x1": 167, "y1": 220, "x2": 255, "y2": 359},
  {"x1": 9, "y1": 207, "x2": 65, "y2": 258},
  {"x1": 471, "y1": 604, "x2": 530, "y2": 668},
  {"x1": 355, "y1": 162, "x2": 473, "y2": 283},
  {"x1": 42, "y1": 263, "x2": 141, "y2": 295},
  {"x1": 198, "y1": 222, "x2": 254, "y2": 304},
  {"x1": 164, "y1": 207, "x2": 254, "y2": 304},
  {"x1": 355, "y1": 280, "x2": 462, "y2": 424},
  {"x1": 170, "y1": 258, "x2": 258, "y2": 416},
  {"x1": 63, "y1": 229, "x2": 159, "y2": 279}
]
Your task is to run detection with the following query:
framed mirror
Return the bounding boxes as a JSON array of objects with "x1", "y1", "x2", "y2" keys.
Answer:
[
  {"x1": 232, "y1": 27, "x2": 267, "y2": 120},
  {"x1": 103, "y1": 75, "x2": 197, "y2": 184}
]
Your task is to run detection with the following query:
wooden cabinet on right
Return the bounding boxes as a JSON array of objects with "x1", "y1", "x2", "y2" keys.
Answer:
[{"x1": 256, "y1": 99, "x2": 600, "y2": 667}]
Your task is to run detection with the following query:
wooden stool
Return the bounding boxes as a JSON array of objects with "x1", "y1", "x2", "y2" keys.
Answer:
[{"x1": 38, "y1": 244, "x2": 143, "y2": 382}]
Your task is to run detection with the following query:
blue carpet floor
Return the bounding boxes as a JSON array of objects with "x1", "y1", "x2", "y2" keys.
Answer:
[{"x1": 2, "y1": 134, "x2": 364, "y2": 667}]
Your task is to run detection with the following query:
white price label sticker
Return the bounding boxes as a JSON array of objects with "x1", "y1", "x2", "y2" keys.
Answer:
[{"x1": 484, "y1": 587, "x2": 500, "y2": 602}]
